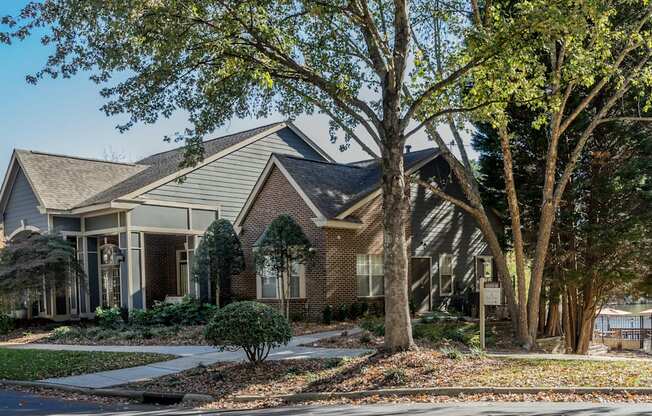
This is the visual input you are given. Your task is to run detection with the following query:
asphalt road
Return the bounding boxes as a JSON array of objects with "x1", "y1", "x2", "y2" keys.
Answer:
[{"x1": 2, "y1": 389, "x2": 652, "y2": 416}]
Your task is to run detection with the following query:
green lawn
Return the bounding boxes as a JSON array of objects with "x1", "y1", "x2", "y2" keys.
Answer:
[{"x1": 0, "y1": 348, "x2": 175, "y2": 381}]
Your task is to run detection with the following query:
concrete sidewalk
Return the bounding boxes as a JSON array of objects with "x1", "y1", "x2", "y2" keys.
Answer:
[{"x1": 6, "y1": 329, "x2": 371, "y2": 389}]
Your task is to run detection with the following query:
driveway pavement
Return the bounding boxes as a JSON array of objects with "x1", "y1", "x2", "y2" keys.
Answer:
[
  {"x1": 2, "y1": 389, "x2": 652, "y2": 416},
  {"x1": 4, "y1": 329, "x2": 371, "y2": 389}
]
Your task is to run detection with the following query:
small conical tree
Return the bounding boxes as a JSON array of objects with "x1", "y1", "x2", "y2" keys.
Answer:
[
  {"x1": 255, "y1": 215, "x2": 314, "y2": 319},
  {"x1": 192, "y1": 219, "x2": 244, "y2": 306}
]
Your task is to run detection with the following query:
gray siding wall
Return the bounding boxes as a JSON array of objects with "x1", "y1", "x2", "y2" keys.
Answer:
[
  {"x1": 131, "y1": 205, "x2": 189, "y2": 229},
  {"x1": 410, "y1": 158, "x2": 492, "y2": 309},
  {"x1": 3, "y1": 168, "x2": 48, "y2": 238},
  {"x1": 141, "y1": 128, "x2": 326, "y2": 222}
]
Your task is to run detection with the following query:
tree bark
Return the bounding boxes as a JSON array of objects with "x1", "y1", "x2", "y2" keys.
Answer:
[
  {"x1": 381, "y1": 141, "x2": 415, "y2": 352},
  {"x1": 538, "y1": 292, "x2": 547, "y2": 335},
  {"x1": 545, "y1": 296, "x2": 561, "y2": 337},
  {"x1": 498, "y1": 126, "x2": 531, "y2": 345},
  {"x1": 420, "y1": 126, "x2": 523, "y2": 340}
]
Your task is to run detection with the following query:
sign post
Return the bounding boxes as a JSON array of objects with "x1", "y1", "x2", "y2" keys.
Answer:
[{"x1": 479, "y1": 277, "x2": 485, "y2": 350}]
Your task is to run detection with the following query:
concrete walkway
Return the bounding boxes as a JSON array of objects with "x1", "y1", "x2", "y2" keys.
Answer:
[{"x1": 5, "y1": 330, "x2": 371, "y2": 389}]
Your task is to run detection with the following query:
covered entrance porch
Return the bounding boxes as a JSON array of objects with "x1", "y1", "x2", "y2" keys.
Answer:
[{"x1": 142, "y1": 233, "x2": 206, "y2": 308}]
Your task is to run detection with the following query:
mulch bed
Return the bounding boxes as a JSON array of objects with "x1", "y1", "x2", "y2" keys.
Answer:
[
  {"x1": 127, "y1": 348, "x2": 652, "y2": 397},
  {"x1": 123, "y1": 348, "x2": 652, "y2": 410}
]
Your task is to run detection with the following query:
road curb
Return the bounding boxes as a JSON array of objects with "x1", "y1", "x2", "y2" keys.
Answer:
[
  {"x1": 233, "y1": 386, "x2": 652, "y2": 402},
  {"x1": 0, "y1": 380, "x2": 215, "y2": 404}
]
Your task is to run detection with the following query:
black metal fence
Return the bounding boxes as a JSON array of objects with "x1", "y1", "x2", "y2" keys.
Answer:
[{"x1": 593, "y1": 314, "x2": 652, "y2": 351}]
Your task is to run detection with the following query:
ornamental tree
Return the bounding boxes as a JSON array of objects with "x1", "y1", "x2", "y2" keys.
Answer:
[
  {"x1": 1, "y1": 0, "x2": 523, "y2": 351},
  {"x1": 192, "y1": 219, "x2": 245, "y2": 306},
  {"x1": 254, "y1": 215, "x2": 313, "y2": 319},
  {"x1": 0, "y1": 231, "x2": 84, "y2": 299}
]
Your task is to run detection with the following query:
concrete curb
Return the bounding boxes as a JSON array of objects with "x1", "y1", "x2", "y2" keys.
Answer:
[
  {"x1": 0, "y1": 380, "x2": 215, "y2": 404},
  {"x1": 5, "y1": 380, "x2": 652, "y2": 405},
  {"x1": 232, "y1": 387, "x2": 652, "y2": 403}
]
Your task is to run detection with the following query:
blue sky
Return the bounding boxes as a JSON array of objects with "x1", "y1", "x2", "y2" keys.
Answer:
[{"x1": 0, "y1": 1, "x2": 474, "y2": 175}]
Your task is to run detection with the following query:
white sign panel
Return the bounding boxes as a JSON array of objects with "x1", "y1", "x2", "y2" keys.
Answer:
[{"x1": 484, "y1": 287, "x2": 502, "y2": 306}]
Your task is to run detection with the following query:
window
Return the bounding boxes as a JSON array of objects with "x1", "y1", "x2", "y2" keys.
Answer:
[
  {"x1": 257, "y1": 258, "x2": 304, "y2": 299},
  {"x1": 439, "y1": 254, "x2": 454, "y2": 296},
  {"x1": 357, "y1": 254, "x2": 384, "y2": 297}
]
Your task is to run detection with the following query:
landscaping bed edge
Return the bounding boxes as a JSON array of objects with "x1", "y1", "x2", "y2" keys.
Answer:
[
  {"x1": 233, "y1": 386, "x2": 652, "y2": 402},
  {"x1": 4, "y1": 380, "x2": 652, "y2": 405}
]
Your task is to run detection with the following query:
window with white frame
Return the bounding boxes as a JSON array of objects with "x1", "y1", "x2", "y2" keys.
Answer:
[
  {"x1": 257, "y1": 257, "x2": 304, "y2": 299},
  {"x1": 356, "y1": 254, "x2": 384, "y2": 297},
  {"x1": 439, "y1": 254, "x2": 454, "y2": 296}
]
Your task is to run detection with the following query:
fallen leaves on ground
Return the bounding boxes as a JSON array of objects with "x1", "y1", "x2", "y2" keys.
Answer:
[{"x1": 127, "y1": 348, "x2": 652, "y2": 405}]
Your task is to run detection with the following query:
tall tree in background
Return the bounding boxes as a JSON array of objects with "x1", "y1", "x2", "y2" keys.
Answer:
[
  {"x1": 1, "y1": 0, "x2": 522, "y2": 351},
  {"x1": 192, "y1": 219, "x2": 245, "y2": 306},
  {"x1": 558, "y1": 118, "x2": 651, "y2": 354},
  {"x1": 473, "y1": 91, "x2": 652, "y2": 353},
  {"x1": 418, "y1": 0, "x2": 652, "y2": 346}
]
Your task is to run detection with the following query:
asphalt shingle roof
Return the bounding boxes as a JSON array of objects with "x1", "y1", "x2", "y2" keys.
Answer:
[
  {"x1": 274, "y1": 148, "x2": 439, "y2": 219},
  {"x1": 14, "y1": 150, "x2": 147, "y2": 211},
  {"x1": 75, "y1": 122, "x2": 285, "y2": 208}
]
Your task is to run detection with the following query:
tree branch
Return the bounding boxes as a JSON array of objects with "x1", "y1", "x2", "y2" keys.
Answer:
[{"x1": 414, "y1": 178, "x2": 480, "y2": 217}]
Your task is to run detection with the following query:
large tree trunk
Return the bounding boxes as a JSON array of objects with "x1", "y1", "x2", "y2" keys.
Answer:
[
  {"x1": 545, "y1": 296, "x2": 561, "y2": 337},
  {"x1": 498, "y1": 127, "x2": 531, "y2": 345},
  {"x1": 575, "y1": 311, "x2": 595, "y2": 355},
  {"x1": 422, "y1": 126, "x2": 524, "y2": 342},
  {"x1": 562, "y1": 284, "x2": 599, "y2": 354},
  {"x1": 381, "y1": 142, "x2": 414, "y2": 352}
]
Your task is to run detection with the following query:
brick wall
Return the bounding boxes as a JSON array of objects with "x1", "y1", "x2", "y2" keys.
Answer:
[
  {"x1": 144, "y1": 234, "x2": 186, "y2": 308},
  {"x1": 233, "y1": 164, "x2": 412, "y2": 321},
  {"x1": 325, "y1": 192, "x2": 411, "y2": 314},
  {"x1": 232, "y1": 166, "x2": 328, "y2": 319}
]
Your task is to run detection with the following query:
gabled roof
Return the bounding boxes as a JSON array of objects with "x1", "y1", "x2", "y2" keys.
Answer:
[
  {"x1": 75, "y1": 122, "x2": 332, "y2": 209},
  {"x1": 236, "y1": 148, "x2": 440, "y2": 228},
  {"x1": 0, "y1": 121, "x2": 331, "y2": 214},
  {"x1": 4, "y1": 150, "x2": 146, "y2": 211}
]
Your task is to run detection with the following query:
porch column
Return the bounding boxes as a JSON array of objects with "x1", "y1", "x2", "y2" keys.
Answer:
[{"x1": 125, "y1": 211, "x2": 145, "y2": 310}]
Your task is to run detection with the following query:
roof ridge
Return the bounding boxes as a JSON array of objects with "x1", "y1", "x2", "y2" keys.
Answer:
[
  {"x1": 16, "y1": 149, "x2": 142, "y2": 167},
  {"x1": 274, "y1": 153, "x2": 364, "y2": 169},
  {"x1": 348, "y1": 147, "x2": 437, "y2": 166},
  {"x1": 138, "y1": 121, "x2": 287, "y2": 162}
]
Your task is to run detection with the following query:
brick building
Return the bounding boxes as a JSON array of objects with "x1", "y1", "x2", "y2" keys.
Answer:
[{"x1": 233, "y1": 150, "x2": 498, "y2": 320}]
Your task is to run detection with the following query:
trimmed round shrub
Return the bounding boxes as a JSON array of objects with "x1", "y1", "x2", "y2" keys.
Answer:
[{"x1": 204, "y1": 301, "x2": 292, "y2": 364}]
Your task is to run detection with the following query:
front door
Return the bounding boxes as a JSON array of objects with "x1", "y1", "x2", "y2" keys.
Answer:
[
  {"x1": 177, "y1": 250, "x2": 189, "y2": 296},
  {"x1": 410, "y1": 257, "x2": 431, "y2": 313}
]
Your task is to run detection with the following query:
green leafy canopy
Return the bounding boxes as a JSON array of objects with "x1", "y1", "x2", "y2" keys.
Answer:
[
  {"x1": 192, "y1": 219, "x2": 245, "y2": 292},
  {"x1": 0, "y1": 232, "x2": 84, "y2": 294}
]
